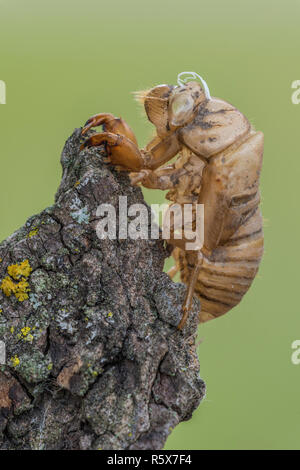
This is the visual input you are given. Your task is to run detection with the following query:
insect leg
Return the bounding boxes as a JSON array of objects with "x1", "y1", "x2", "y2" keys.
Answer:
[
  {"x1": 142, "y1": 133, "x2": 182, "y2": 170},
  {"x1": 130, "y1": 165, "x2": 185, "y2": 189},
  {"x1": 178, "y1": 252, "x2": 203, "y2": 330},
  {"x1": 80, "y1": 132, "x2": 145, "y2": 171},
  {"x1": 82, "y1": 113, "x2": 138, "y2": 145},
  {"x1": 167, "y1": 265, "x2": 179, "y2": 279}
]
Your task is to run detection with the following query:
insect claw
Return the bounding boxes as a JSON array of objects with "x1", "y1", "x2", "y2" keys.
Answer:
[
  {"x1": 81, "y1": 122, "x2": 93, "y2": 135},
  {"x1": 84, "y1": 118, "x2": 92, "y2": 127}
]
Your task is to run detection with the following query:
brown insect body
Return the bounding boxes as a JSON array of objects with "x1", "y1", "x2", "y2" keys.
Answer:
[
  {"x1": 81, "y1": 74, "x2": 264, "y2": 328},
  {"x1": 173, "y1": 124, "x2": 264, "y2": 323}
]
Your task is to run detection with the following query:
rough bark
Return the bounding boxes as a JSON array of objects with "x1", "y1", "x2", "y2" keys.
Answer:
[{"x1": 0, "y1": 128, "x2": 205, "y2": 450}]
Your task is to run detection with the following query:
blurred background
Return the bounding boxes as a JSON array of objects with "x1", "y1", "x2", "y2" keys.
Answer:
[{"x1": 0, "y1": 0, "x2": 300, "y2": 450}]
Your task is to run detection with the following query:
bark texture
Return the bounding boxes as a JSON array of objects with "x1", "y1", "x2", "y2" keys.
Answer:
[{"x1": 0, "y1": 128, "x2": 205, "y2": 450}]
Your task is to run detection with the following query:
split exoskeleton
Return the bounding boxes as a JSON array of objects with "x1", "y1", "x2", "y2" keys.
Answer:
[{"x1": 81, "y1": 72, "x2": 264, "y2": 329}]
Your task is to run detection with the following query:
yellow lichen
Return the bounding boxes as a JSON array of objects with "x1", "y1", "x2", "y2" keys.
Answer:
[
  {"x1": 1, "y1": 276, "x2": 17, "y2": 296},
  {"x1": 27, "y1": 227, "x2": 39, "y2": 238},
  {"x1": 8, "y1": 260, "x2": 32, "y2": 280},
  {"x1": 74, "y1": 181, "x2": 80, "y2": 187},
  {"x1": 11, "y1": 355, "x2": 20, "y2": 367},
  {"x1": 15, "y1": 292, "x2": 29, "y2": 302},
  {"x1": 21, "y1": 326, "x2": 31, "y2": 337},
  {"x1": 1, "y1": 260, "x2": 32, "y2": 302},
  {"x1": 14, "y1": 278, "x2": 30, "y2": 302}
]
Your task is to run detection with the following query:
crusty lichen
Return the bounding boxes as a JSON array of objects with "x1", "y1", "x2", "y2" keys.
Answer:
[
  {"x1": 7, "y1": 260, "x2": 32, "y2": 280},
  {"x1": 16, "y1": 351, "x2": 52, "y2": 384},
  {"x1": 10, "y1": 355, "x2": 20, "y2": 368},
  {"x1": 27, "y1": 227, "x2": 39, "y2": 238},
  {"x1": 0, "y1": 260, "x2": 32, "y2": 302},
  {"x1": 1, "y1": 276, "x2": 16, "y2": 297},
  {"x1": 21, "y1": 326, "x2": 31, "y2": 337}
]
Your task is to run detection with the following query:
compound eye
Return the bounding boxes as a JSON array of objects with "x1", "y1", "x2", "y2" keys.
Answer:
[{"x1": 170, "y1": 92, "x2": 194, "y2": 126}]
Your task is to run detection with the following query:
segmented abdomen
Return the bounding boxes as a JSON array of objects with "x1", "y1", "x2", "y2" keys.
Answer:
[{"x1": 174, "y1": 207, "x2": 264, "y2": 322}]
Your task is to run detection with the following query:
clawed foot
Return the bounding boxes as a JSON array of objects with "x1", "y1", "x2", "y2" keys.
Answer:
[
  {"x1": 80, "y1": 113, "x2": 144, "y2": 171},
  {"x1": 81, "y1": 112, "x2": 137, "y2": 146},
  {"x1": 81, "y1": 114, "x2": 104, "y2": 136},
  {"x1": 80, "y1": 131, "x2": 121, "y2": 152}
]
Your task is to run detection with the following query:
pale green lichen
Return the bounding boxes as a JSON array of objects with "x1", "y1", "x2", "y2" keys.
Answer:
[
  {"x1": 29, "y1": 293, "x2": 42, "y2": 310},
  {"x1": 70, "y1": 195, "x2": 90, "y2": 224},
  {"x1": 71, "y1": 206, "x2": 90, "y2": 224},
  {"x1": 17, "y1": 351, "x2": 52, "y2": 384}
]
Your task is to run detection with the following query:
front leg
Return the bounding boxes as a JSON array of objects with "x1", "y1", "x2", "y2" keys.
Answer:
[
  {"x1": 81, "y1": 113, "x2": 182, "y2": 172},
  {"x1": 82, "y1": 112, "x2": 138, "y2": 146},
  {"x1": 80, "y1": 132, "x2": 145, "y2": 171}
]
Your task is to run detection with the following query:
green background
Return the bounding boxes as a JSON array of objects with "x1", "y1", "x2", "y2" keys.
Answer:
[{"x1": 1, "y1": 0, "x2": 299, "y2": 450}]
